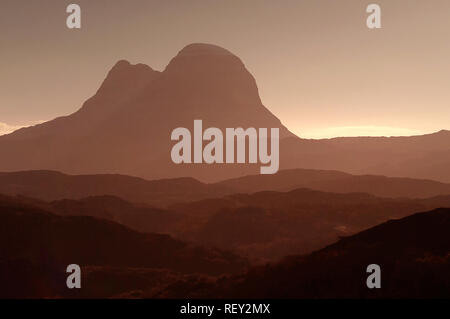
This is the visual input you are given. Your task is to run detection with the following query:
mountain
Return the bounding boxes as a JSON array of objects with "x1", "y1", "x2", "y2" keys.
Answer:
[
  {"x1": 0, "y1": 195, "x2": 248, "y2": 298},
  {"x1": 153, "y1": 208, "x2": 450, "y2": 298},
  {"x1": 0, "y1": 43, "x2": 449, "y2": 182},
  {"x1": 0, "y1": 43, "x2": 292, "y2": 182},
  {"x1": 217, "y1": 168, "x2": 450, "y2": 198}
]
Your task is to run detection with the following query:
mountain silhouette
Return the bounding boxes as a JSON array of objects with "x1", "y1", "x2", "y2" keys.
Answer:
[
  {"x1": 0, "y1": 43, "x2": 292, "y2": 181},
  {"x1": 0, "y1": 43, "x2": 449, "y2": 182}
]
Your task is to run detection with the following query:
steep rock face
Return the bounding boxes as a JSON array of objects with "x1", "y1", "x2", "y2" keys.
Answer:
[{"x1": 160, "y1": 44, "x2": 290, "y2": 132}]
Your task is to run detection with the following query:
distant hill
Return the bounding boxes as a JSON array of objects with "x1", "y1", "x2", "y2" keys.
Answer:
[
  {"x1": 217, "y1": 168, "x2": 450, "y2": 198},
  {"x1": 154, "y1": 208, "x2": 450, "y2": 298},
  {"x1": 48, "y1": 196, "x2": 182, "y2": 235},
  {"x1": 280, "y1": 130, "x2": 450, "y2": 183},
  {"x1": 2, "y1": 169, "x2": 450, "y2": 210},
  {"x1": 0, "y1": 170, "x2": 232, "y2": 207}
]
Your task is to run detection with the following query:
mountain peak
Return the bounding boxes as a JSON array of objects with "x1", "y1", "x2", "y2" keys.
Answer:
[
  {"x1": 111, "y1": 59, "x2": 132, "y2": 69},
  {"x1": 165, "y1": 43, "x2": 243, "y2": 74},
  {"x1": 106, "y1": 60, "x2": 155, "y2": 80},
  {"x1": 109, "y1": 59, "x2": 155, "y2": 73},
  {"x1": 177, "y1": 43, "x2": 235, "y2": 57},
  {"x1": 95, "y1": 60, "x2": 159, "y2": 98}
]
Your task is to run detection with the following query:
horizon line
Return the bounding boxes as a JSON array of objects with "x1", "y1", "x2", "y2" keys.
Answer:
[{"x1": 1, "y1": 120, "x2": 447, "y2": 140}]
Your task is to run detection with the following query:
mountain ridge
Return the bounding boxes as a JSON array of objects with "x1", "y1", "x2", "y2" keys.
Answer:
[{"x1": 1, "y1": 169, "x2": 450, "y2": 208}]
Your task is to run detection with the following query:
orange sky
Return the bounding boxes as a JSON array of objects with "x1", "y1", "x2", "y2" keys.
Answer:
[{"x1": 1, "y1": 0, "x2": 449, "y2": 138}]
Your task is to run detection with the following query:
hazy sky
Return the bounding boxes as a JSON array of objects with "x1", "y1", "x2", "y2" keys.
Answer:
[{"x1": 1, "y1": 0, "x2": 450, "y2": 138}]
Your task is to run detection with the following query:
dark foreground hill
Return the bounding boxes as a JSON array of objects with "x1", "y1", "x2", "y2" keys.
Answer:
[
  {"x1": 1, "y1": 194, "x2": 448, "y2": 298},
  {"x1": 0, "y1": 196, "x2": 247, "y2": 298},
  {"x1": 168, "y1": 189, "x2": 450, "y2": 261},
  {"x1": 153, "y1": 208, "x2": 450, "y2": 299}
]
